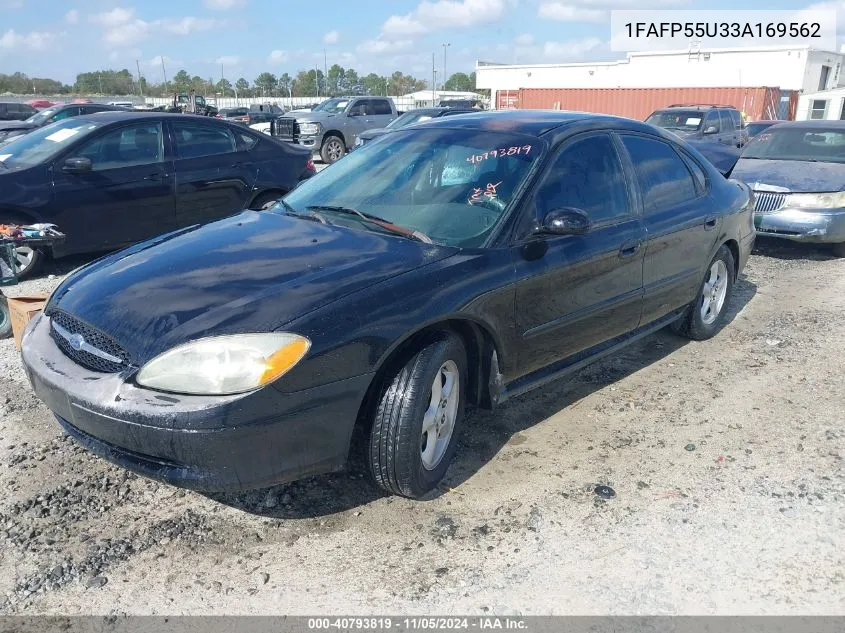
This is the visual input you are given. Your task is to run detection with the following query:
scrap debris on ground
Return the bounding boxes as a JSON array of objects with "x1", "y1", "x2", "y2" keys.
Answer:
[{"x1": 0, "y1": 238, "x2": 843, "y2": 615}]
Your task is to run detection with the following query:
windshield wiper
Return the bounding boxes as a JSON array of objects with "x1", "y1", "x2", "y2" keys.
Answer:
[{"x1": 306, "y1": 205, "x2": 433, "y2": 243}]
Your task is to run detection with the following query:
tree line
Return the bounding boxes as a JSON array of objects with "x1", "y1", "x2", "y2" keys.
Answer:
[{"x1": 0, "y1": 67, "x2": 479, "y2": 98}]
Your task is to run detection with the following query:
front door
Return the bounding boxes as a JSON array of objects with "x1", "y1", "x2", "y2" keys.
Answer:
[
  {"x1": 50, "y1": 121, "x2": 175, "y2": 254},
  {"x1": 170, "y1": 120, "x2": 255, "y2": 227},
  {"x1": 617, "y1": 133, "x2": 720, "y2": 326},
  {"x1": 513, "y1": 132, "x2": 646, "y2": 378}
]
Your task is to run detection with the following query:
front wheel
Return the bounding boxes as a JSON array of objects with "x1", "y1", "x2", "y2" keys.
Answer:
[
  {"x1": 672, "y1": 245, "x2": 735, "y2": 341},
  {"x1": 368, "y1": 333, "x2": 467, "y2": 499},
  {"x1": 320, "y1": 136, "x2": 345, "y2": 164},
  {"x1": 0, "y1": 295, "x2": 11, "y2": 339}
]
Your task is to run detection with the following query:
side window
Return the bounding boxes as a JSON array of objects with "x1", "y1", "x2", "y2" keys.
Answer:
[
  {"x1": 679, "y1": 152, "x2": 708, "y2": 192},
  {"x1": 237, "y1": 131, "x2": 259, "y2": 150},
  {"x1": 730, "y1": 110, "x2": 742, "y2": 130},
  {"x1": 74, "y1": 123, "x2": 164, "y2": 171},
  {"x1": 173, "y1": 123, "x2": 236, "y2": 159},
  {"x1": 371, "y1": 99, "x2": 392, "y2": 115},
  {"x1": 536, "y1": 134, "x2": 630, "y2": 225},
  {"x1": 50, "y1": 108, "x2": 78, "y2": 123},
  {"x1": 349, "y1": 101, "x2": 367, "y2": 116},
  {"x1": 621, "y1": 135, "x2": 699, "y2": 213},
  {"x1": 703, "y1": 111, "x2": 720, "y2": 133},
  {"x1": 719, "y1": 110, "x2": 733, "y2": 133}
]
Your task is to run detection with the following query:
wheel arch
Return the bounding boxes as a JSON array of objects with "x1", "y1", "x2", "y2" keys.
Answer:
[
  {"x1": 247, "y1": 188, "x2": 288, "y2": 210},
  {"x1": 322, "y1": 130, "x2": 346, "y2": 146},
  {"x1": 722, "y1": 238, "x2": 740, "y2": 278}
]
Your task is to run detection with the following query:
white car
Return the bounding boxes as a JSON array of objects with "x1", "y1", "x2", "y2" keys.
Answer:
[{"x1": 250, "y1": 122, "x2": 272, "y2": 136}]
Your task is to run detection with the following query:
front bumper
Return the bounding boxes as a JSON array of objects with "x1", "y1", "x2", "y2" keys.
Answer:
[
  {"x1": 755, "y1": 207, "x2": 845, "y2": 244},
  {"x1": 21, "y1": 313, "x2": 373, "y2": 492}
]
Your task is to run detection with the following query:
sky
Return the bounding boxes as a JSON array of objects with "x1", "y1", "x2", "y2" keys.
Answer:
[{"x1": 0, "y1": 0, "x2": 839, "y2": 85}]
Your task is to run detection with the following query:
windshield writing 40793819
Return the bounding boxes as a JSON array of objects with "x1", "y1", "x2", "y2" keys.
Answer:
[{"x1": 467, "y1": 145, "x2": 533, "y2": 164}]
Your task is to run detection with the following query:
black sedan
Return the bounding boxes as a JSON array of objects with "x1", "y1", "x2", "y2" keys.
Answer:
[
  {"x1": 22, "y1": 111, "x2": 755, "y2": 499},
  {"x1": 0, "y1": 111, "x2": 315, "y2": 276},
  {"x1": 0, "y1": 101, "x2": 38, "y2": 121},
  {"x1": 0, "y1": 102, "x2": 127, "y2": 145},
  {"x1": 352, "y1": 107, "x2": 475, "y2": 149}
]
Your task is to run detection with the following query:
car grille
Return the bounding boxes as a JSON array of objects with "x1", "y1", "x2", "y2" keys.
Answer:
[
  {"x1": 272, "y1": 117, "x2": 298, "y2": 142},
  {"x1": 48, "y1": 310, "x2": 131, "y2": 373},
  {"x1": 753, "y1": 192, "x2": 787, "y2": 214}
]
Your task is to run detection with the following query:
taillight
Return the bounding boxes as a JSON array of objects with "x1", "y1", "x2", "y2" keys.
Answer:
[{"x1": 305, "y1": 158, "x2": 315, "y2": 172}]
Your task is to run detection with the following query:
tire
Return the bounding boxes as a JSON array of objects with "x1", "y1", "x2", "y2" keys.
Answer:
[
  {"x1": 368, "y1": 332, "x2": 467, "y2": 499},
  {"x1": 672, "y1": 245, "x2": 735, "y2": 341},
  {"x1": 249, "y1": 191, "x2": 284, "y2": 211},
  {"x1": 0, "y1": 216, "x2": 44, "y2": 279},
  {"x1": 0, "y1": 296, "x2": 11, "y2": 340},
  {"x1": 320, "y1": 135, "x2": 345, "y2": 164},
  {"x1": 832, "y1": 242, "x2": 845, "y2": 258}
]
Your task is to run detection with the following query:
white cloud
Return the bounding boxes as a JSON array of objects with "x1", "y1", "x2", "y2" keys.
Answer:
[
  {"x1": 65, "y1": 9, "x2": 80, "y2": 25},
  {"x1": 268, "y1": 49, "x2": 289, "y2": 63},
  {"x1": 358, "y1": 39, "x2": 414, "y2": 54},
  {"x1": 204, "y1": 0, "x2": 245, "y2": 8},
  {"x1": 323, "y1": 30, "x2": 340, "y2": 45},
  {"x1": 93, "y1": 12, "x2": 226, "y2": 47},
  {"x1": 538, "y1": 3, "x2": 606, "y2": 22},
  {"x1": 382, "y1": 0, "x2": 509, "y2": 38},
  {"x1": 216, "y1": 55, "x2": 240, "y2": 66},
  {"x1": 515, "y1": 33, "x2": 535, "y2": 46},
  {"x1": 0, "y1": 29, "x2": 55, "y2": 52},
  {"x1": 89, "y1": 7, "x2": 136, "y2": 27},
  {"x1": 543, "y1": 37, "x2": 605, "y2": 59}
]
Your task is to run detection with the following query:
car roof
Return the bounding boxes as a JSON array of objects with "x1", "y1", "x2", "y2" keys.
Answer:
[
  {"x1": 71, "y1": 111, "x2": 229, "y2": 124},
  {"x1": 763, "y1": 120, "x2": 845, "y2": 129},
  {"x1": 418, "y1": 109, "x2": 654, "y2": 137}
]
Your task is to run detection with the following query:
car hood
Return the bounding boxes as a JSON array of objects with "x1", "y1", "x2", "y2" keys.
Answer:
[
  {"x1": 286, "y1": 111, "x2": 341, "y2": 123},
  {"x1": 359, "y1": 128, "x2": 389, "y2": 141},
  {"x1": 731, "y1": 158, "x2": 845, "y2": 193},
  {"x1": 49, "y1": 210, "x2": 457, "y2": 364},
  {"x1": 0, "y1": 121, "x2": 35, "y2": 132}
]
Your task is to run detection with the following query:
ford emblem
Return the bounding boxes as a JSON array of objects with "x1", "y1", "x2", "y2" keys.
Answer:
[{"x1": 68, "y1": 333, "x2": 85, "y2": 351}]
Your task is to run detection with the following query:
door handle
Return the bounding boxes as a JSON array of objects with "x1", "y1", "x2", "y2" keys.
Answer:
[
  {"x1": 619, "y1": 239, "x2": 642, "y2": 258},
  {"x1": 704, "y1": 216, "x2": 718, "y2": 230}
]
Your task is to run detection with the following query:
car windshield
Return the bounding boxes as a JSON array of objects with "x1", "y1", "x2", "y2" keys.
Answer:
[
  {"x1": 24, "y1": 106, "x2": 61, "y2": 125},
  {"x1": 312, "y1": 98, "x2": 349, "y2": 114},
  {"x1": 646, "y1": 110, "x2": 705, "y2": 131},
  {"x1": 742, "y1": 127, "x2": 845, "y2": 164},
  {"x1": 0, "y1": 118, "x2": 104, "y2": 171},
  {"x1": 278, "y1": 128, "x2": 544, "y2": 248},
  {"x1": 387, "y1": 111, "x2": 435, "y2": 129},
  {"x1": 222, "y1": 108, "x2": 248, "y2": 116}
]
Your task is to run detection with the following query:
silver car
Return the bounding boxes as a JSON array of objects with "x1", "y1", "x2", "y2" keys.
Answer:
[{"x1": 731, "y1": 121, "x2": 845, "y2": 257}]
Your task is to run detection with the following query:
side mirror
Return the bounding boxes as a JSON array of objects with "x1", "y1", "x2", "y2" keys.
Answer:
[
  {"x1": 62, "y1": 157, "x2": 92, "y2": 173},
  {"x1": 537, "y1": 208, "x2": 591, "y2": 236},
  {"x1": 703, "y1": 125, "x2": 719, "y2": 135}
]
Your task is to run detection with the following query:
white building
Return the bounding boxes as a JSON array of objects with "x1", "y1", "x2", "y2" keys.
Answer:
[
  {"x1": 477, "y1": 45, "x2": 845, "y2": 108},
  {"x1": 796, "y1": 86, "x2": 845, "y2": 120},
  {"x1": 400, "y1": 90, "x2": 485, "y2": 108}
]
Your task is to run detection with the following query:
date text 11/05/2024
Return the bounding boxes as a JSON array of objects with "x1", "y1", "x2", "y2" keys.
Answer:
[
  {"x1": 624, "y1": 22, "x2": 822, "y2": 39},
  {"x1": 307, "y1": 618, "x2": 528, "y2": 630}
]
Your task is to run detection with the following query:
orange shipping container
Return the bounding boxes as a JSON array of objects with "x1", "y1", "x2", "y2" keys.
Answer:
[{"x1": 515, "y1": 87, "x2": 794, "y2": 121}]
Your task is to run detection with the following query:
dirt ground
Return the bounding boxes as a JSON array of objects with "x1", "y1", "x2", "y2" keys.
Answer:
[{"x1": 0, "y1": 237, "x2": 843, "y2": 616}]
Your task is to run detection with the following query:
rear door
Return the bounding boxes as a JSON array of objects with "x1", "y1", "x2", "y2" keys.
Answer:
[
  {"x1": 49, "y1": 121, "x2": 176, "y2": 254},
  {"x1": 170, "y1": 120, "x2": 256, "y2": 227},
  {"x1": 513, "y1": 132, "x2": 646, "y2": 377},
  {"x1": 618, "y1": 133, "x2": 719, "y2": 326}
]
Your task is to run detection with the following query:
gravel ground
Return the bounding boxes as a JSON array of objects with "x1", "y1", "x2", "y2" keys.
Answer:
[{"x1": 0, "y1": 237, "x2": 843, "y2": 616}]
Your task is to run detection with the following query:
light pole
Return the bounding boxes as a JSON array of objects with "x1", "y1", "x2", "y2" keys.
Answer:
[{"x1": 442, "y1": 42, "x2": 450, "y2": 91}]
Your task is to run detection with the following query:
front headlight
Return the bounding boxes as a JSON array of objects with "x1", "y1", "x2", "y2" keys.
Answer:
[
  {"x1": 298, "y1": 122, "x2": 321, "y2": 135},
  {"x1": 136, "y1": 333, "x2": 310, "y2": 396},
  {"x1": 785, "y1": 191, "x2": 845, "y2": 209}
]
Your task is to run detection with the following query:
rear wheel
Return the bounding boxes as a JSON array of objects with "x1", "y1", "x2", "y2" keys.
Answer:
[
  {"x1": 368, "y1": 333, "x2": 467, "y2": 499},
  {"x1": 249, "y1": 191, "x2": 285, "y2": 211},
  {"x1": 320, "y1": 135, "x2": 345, "y2": 164},
  {"x1": 672, "y1": 245, "x2": 735, "y2": 341},
  {"x1": 0, "y1": 295, "x2": 11, "y2": 339}
]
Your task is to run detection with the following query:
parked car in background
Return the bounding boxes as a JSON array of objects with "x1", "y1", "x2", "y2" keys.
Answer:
[
  {"x1": 107, "y1": 101, "x2": 134, "y2": 108},
  {"x1": 0, "y1": 103, "x2": 128, "y2": 144},
  {"x1": 0, "y1": 101, "x2": 37, "y2": 121},
  {"x1": 272, "y1": 96, "x2": 398, "y2": 164},
  {"x1": 21, "y1": 111, "x2": 753, "y2": 500},
  {"x1": 0, "y1": 112, "x2": 315, "y2": 276},
  {"x1": 218, "y1": 104, "x2": 283, "y2": 126},
  {"x1": 437, "y1": 99, "x2": 485, "y2": 109},
  {"x1": 352, "y1": 107, "x2": 476, "y2": 149},
  {"x1": 731, "y1": 121, "x2": 845, "y2": 257},
  {"x1": 646, "y1": 104, "x2": 748, "y2": 148},
  {"x1": 745, "y1": 120, "x2": 778, "y2": 141}
]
